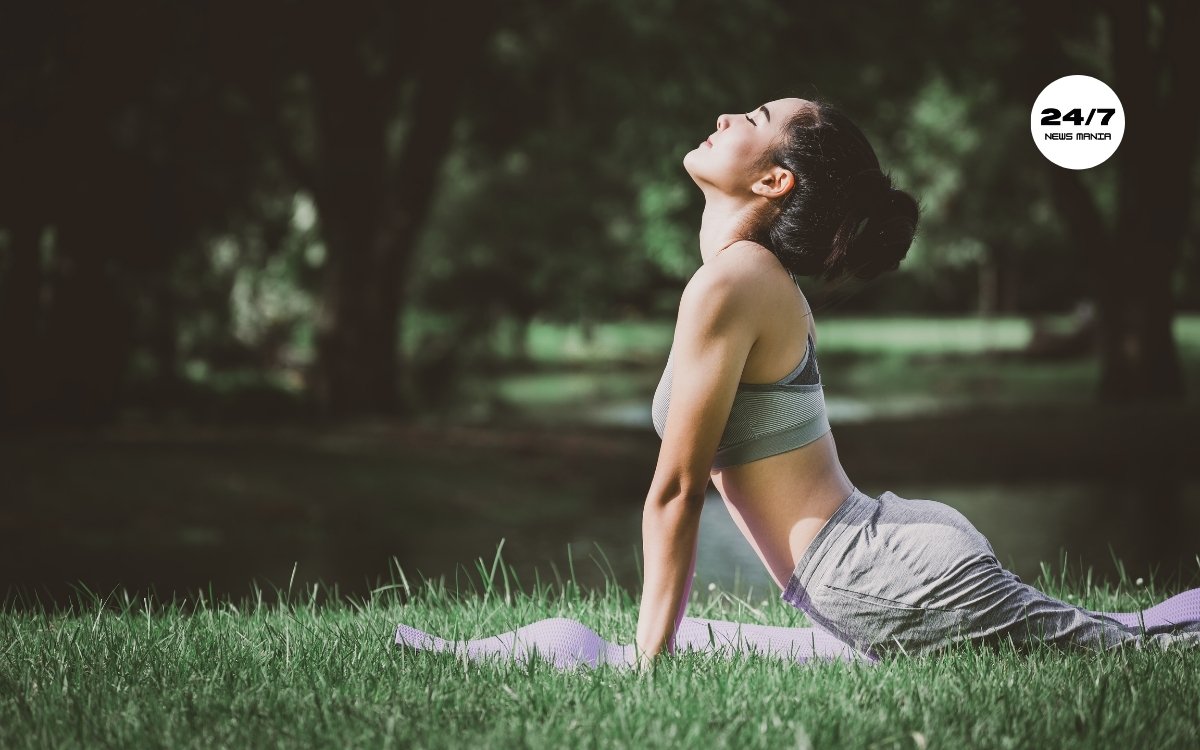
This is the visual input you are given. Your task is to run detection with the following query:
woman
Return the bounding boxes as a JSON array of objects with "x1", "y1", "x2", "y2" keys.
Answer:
[{"x1": 396, "y1": 97, "x2": 1200, "y2": 670}]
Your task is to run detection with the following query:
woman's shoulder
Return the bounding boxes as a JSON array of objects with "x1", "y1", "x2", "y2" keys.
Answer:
[
  {"x1": 687, "y1": 243, "x2": 816, "y2": 346},
  {"x1": 681, "y1": 259, "x2": 761, "y2": 318},
  {"x1": 690, "y1": 241, "x2": 779, "y2": 289},
  {"x1": 686, "y1": 242, "x2": 794, "y2": 311},
  {"x1": 723, "y1": 240, "x2": 809, "y2": 301}
]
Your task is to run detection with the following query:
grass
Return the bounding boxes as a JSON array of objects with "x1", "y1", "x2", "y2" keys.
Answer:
[
  {"x1": 3, "y1": 545, "x2": 1199, "y2": 749},
  {"x1": 508, "y1": 313, "x2": 1200, "y2": 361},
  {"x1": 468, "y1": 313, "x2": 1200, "y2": 421},
  {"x1": 6, "y1": 315, "x2": 1199, "y2": 746}
]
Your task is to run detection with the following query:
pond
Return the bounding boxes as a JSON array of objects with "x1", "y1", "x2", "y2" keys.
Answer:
[
  {"x1": 3, "y1": 419, "x2": 1197, "y2": 612},
  {"x1": 4, "y1": 314, "x2": 1198, "y2": 609}
]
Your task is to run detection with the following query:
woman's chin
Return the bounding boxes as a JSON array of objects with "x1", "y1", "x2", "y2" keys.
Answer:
[{"x1": 680, "y1": 159, "x2": 711, "y2": 188}]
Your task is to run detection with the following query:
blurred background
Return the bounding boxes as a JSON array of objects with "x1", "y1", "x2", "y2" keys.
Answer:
[{"x1": 2, "y1": 0, "x2": 1198, "y2": 608}]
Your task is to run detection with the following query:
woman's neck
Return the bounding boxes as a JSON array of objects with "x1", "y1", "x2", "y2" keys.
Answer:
[{"x1": 698, "y1": 193, "x2": 763, "y2": 264}]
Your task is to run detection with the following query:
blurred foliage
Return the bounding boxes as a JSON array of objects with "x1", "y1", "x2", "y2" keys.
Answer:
[{"x1": 0, "y1": 0, "x2": 1196, "y2": 423}]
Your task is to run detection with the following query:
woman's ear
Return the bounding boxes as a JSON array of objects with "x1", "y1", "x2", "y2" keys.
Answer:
[{"x1": 752, "y1": 166, "x2": 793, "y2": 200}]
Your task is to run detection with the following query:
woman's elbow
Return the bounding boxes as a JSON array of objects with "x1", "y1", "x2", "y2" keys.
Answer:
[{"x1": 646, "y1": 473, "x2": 708, "y2": 508}]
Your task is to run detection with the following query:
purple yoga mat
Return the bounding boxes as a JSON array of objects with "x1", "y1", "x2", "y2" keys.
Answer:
[{"x1": 395, "y1": 588, "x2": 1200, "y2": 670}]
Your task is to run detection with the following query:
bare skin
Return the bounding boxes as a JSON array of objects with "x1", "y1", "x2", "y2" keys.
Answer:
[
  {"x1": 691, "y1": 98, "x2": 855, "y2": 589},
  {"x1": 706, "y1": 243, "x2": 856, "y2": 591},
  {"x1": 634, "y1": 97, "x2": 855, "y2": 667}
]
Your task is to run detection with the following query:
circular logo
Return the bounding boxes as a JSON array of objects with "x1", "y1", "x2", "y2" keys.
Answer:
[{"x1": 1030, "y1": 75, "x2": 1124, "y2": 170}]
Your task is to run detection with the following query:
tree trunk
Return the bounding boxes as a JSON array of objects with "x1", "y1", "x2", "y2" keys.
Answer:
[
  {"x1": 150, "y1": 277, "x2": 181, "y2": 413},
  {"x1": 0, "y1": 219, "x2": 45, "y2": 431},
  {"x1": 1095, "y1": 0, "x2": 1198, "y2": 402},
  {"x1": 510, "y1": 315, "x2": 532, "y2": 364},
  {"x1": 314, "y1": 211, "x2": 403, "y2": 416},
  {"x1": 978, "y1": 245, "x2": 1000, "y2": 317},
  {"x1": 304, "y1": 5, "x2": 499, "y2": 419},
  {"x1": 1093, "y1": 261, "x2": 1184, "y2": 402},
  {"x1": 39, "y1": 221, "x2": 136, "y2": 428}
]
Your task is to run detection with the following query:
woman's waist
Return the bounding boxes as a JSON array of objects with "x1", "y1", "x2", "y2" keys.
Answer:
[{"x1": 712, "y1": 446, "x2": 857, "y2": 578}]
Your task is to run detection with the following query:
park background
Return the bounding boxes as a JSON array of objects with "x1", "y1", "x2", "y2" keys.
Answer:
[{"x1": 2, "y1": 0, "x2": 1199, "y2": 609}]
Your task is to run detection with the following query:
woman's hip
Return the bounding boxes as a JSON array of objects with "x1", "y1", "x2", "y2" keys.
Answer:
[
  {"x1": 780, "y1": 488, "x2": 1007, "y2": 655},
  {"x1": 780, "y1": 488, "x2": 1200, "y2": 658}
]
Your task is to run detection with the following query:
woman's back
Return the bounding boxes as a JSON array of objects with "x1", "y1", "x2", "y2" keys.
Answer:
[{"x1": 652, "y1": 242, "x2": 855, "y2": 591}]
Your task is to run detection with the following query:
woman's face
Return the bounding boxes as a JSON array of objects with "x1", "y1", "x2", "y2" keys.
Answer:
[{"x1": 684, "y1": 96, "x2": 808, "y2": 199}]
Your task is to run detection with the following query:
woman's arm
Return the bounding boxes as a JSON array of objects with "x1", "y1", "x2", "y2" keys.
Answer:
[
  {"x1": 634, "y1": 260, "x2": 759, "y2": 666},
  {"x1": 672, "y1": 540, "x2": 699, "y2": 650},
  {"x1": 636, "y1": 491, "x2": 703, "y2": 663}
]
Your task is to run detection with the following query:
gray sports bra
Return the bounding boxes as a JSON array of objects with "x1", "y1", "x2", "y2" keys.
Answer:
[{"x1": 650, "y1": 272, "x2": 831, "y2": 469}]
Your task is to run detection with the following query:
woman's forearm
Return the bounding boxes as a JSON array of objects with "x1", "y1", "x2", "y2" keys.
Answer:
[
  {"x1": 635, "y1": 494, "x2": 703, "y2": 661},
  {"x1": 672, "y1": 540, "x2": 698, "y2": 650}
]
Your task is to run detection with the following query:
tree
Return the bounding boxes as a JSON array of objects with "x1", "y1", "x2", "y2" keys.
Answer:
[
  {"x1": 0, "y1": 1, "x2": 266, "y2": 429},
  {"x1": 1011, "y1": 0, "x2": 1200, "y2": 402},
  {"x1": 216, "y1": 2, "x2": 500, "y2": 418}
]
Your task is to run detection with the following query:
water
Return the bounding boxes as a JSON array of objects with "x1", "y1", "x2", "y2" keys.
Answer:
[
  {"x1": 8, "y1": 473, "x2": 1192, "y2": 611},
  {"x1": 3, "y1": 403, "x2": 1197, "y2": 609}
]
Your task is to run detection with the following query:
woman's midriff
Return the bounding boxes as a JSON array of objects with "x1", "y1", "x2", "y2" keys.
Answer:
[{"x1": 709, "y1": 431, "x2": 856, "y2": 592}]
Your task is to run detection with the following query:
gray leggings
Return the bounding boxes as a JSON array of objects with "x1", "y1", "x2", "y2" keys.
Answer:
[{"x1": 781, "y1": 487, "x2": 1200, "y2": 660}]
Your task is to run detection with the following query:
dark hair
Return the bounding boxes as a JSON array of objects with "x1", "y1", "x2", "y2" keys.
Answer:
[{"x1": 748, "y1": 99, "x2": 921, "y2": 282}]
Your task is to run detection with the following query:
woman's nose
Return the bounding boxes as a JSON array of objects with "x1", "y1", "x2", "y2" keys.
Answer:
[{"x1": 716, "y1": 114, "x2": 730, "y2": 131}]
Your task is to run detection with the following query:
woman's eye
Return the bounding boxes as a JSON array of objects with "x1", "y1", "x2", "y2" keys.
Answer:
[{"x1": 745, "y1": 114, "x2": 756, "y2": 126}]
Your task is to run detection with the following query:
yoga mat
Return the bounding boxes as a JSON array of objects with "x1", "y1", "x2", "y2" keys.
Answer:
[{"x1": 395, "y1": 588, "x2": 1200, "y2": 671}]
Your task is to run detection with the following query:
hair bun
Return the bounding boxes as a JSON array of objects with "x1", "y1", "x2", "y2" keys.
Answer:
[
  {"x1": 754, "y1": 99, "x2": 921, "y2": 283},
  {"x1": 842, "y1": 170, "x2": 892, "y2": 214},
  {"x1": 834, "y1": 183, "x2": 920, "y2": 281}
]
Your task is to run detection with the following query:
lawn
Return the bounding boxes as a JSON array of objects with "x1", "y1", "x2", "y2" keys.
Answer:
[
  {"x1": 5, "y1": 314, "x2": 1199, "y2": 748},
  {"x1": 3, "y1": 551, "x2": 1198, "y2": 749},
  {"x1": 471, "y1": 314, "x2": 1200, "y2": 421}
]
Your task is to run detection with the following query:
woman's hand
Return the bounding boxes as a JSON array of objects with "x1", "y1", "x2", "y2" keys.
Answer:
[{"x1": 632, "y1": 646, "x2": 662, "y2": 674}]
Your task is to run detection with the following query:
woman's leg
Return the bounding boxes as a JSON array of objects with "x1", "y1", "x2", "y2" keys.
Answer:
[
  {"x1": 1085, "y1": 588, "x2": 1200, "y2": 635},
  {"x1": 787, "y1": 490, "x2": 1200, "y2": 658},
  {"x1": 944, "y1": 559, "x2": 1200, "y2": 654},
  {"x1": 395, "y1": 492, "x2": 1200, "y2": 669},
  {"x1": 394, "y1": 580, "x2": 1200, "y2": 670},
  {"x1": 938, "y1": 514, "x2": 1200, "y2": 651}
]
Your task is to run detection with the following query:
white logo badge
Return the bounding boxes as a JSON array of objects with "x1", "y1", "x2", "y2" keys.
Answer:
[{"x1": 1031, "y1": 75, "x2": 1124, "y2": 170}]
